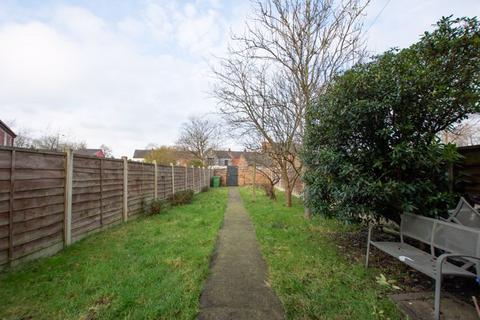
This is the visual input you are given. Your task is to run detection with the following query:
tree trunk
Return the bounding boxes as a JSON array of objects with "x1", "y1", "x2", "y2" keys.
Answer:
[
  {"x1": 280, "y1": 165, "x2": 292, "y2": 207},
  {"x1": 285, "y1": 186, "x2": 292, "y2": 207}
]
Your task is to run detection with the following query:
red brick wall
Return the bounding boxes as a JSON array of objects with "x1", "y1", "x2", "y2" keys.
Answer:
[
  {"x1": 213, "y1": 168, "x2": 227, "y2": 186},
  {"x1": 213, "y1": 165, "x2": 270, "y2": 187}
]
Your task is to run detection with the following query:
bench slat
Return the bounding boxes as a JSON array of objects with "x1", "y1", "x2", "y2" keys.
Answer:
[{"x1": 371, "y1": 241, "x2": 476, "y2": 278}]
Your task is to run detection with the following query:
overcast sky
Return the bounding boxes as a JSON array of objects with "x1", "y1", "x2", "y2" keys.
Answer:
[{"x1": 1, "y1": 0, "x2": 479, "y2": 157}]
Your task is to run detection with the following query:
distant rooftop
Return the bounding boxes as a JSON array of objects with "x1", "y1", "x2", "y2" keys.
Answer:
[{"x1": 75, "y1": 148, "x2": 105, "y2": 158}]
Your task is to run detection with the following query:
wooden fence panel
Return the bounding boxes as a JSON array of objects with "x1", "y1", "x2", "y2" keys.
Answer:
[
  {"x1": 101, "y1": 159, "x2": 124, "y2": 226},
  {"x1": 0, "y1": 146, "x2": 212, "y2": 268},
  {"x1": 174, "y1": 166, "x2": 185, "y2": 192},
  {"x1": 187, "y1": 167, "x2": 194, "y2": 191},
  {"x1": 142, "y1": 164, "x2": 155, "y2": 204},
  {"x1": 72, "y1": 155, "x2": 101, "y2": 238},
  {"x1": 194, "y1": 168, "x2": 201, "y2": 192},
  {"x1": 11, "y1": 150, "x2": 65, "y2": 262},
  {"x1": 455, "y1": 146, "x2": 480, "y2": 200},
  {"x1": 0, "y1": 149, "x2": 11, "y2": 266},
  {"x1": 157, "y1": 165, "x2": 172, "y2": 199},
  {"x1": 128, "y1": 162, "x2": 146, "y2": 217}
]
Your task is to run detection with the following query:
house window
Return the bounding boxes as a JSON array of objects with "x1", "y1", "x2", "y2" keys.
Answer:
[{"x1": 224, "y1": 159, "x2": 229, "y2": 166}]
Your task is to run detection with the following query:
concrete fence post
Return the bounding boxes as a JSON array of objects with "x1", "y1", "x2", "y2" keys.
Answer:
[
  {"x1": 122, "y1": 156, "x2": 128, "y2": 222},
  {"x1": 64, "y1": 148, "x2": 73, "y2": 247},
  {"x1": 171, "y1": 163, "x2": 175, "y2": 195},
  {"x1": 153, "y1": 160, "x2": 158, "y2": 200}
]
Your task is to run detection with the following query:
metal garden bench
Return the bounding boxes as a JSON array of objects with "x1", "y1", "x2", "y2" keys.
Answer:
[
  {"x1": 365, "y1": 213, "x2": 480, "y2": 320},
  {"x1": 444, "y1": 197, "x2": 480, "y2": 229}
]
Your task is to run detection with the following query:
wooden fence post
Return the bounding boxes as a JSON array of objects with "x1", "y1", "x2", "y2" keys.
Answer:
[
  {"x1": 185, "y1": 165, "x2": 188, "y2": 191},
  {"x1": 122, "y1": 157, "x2": 128, "y2": 222},
  {"x1": 171, "y1": 163, "x2": 175, "y2": 195},
  {"x1": 8, "y1": 149, "x2": 16, "y2": 263},
  {"x1": 153, "y1": 160, "x2": 158, "y2": 199},
  {"x1": 64, "y1": 148, "x2": 73, "y2": 247}
]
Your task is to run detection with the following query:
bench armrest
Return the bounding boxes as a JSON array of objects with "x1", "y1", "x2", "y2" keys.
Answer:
[{"x1": 436, "y1": 253, "x2": 480, "y2": 276}]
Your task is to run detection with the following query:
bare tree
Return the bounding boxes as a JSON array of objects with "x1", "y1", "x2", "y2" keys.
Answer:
[
  {"x1": 13, "y1": 128, "x2": 33, "y2": 148},
  {"x1": 4, "y1": 120, "x2": 32, "y2": 148},
  {"x1": 31, "y1": 132, "x2": 86, "y2": 151},
  {"x1": 213, "y1": 0, "x2": 369, "y2": 209},
  {"x1": 32, "y1": 133, "x2": 62, "y2": 150},
  {"x1": 176, "y1": 116, "x2": 222, "y2": 165},
  {"x1": 440, "y1": 116, "x2": 480, "y2": 146},
  {"x1": 5, "y1": 120, "x2": 88, "y2": 151},
  {"x1": 252, "y1": 151, "x2": 281, "y2": 200}
]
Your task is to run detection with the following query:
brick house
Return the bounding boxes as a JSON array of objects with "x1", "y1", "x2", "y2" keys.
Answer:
[
  {"x1": 0, "y1": 120, "x2": 16, "y2": 147},
  {"x1": 211, "y1": 150, "x2": 272, "y2": 187}
]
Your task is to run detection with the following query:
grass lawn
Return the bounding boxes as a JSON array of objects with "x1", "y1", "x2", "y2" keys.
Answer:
[
  {"x1": 0, "y1": 188, "x2": 228, "y2": 320},
  {"x1": 240, "y1": 187, "x2": 402, "y2": 320}
]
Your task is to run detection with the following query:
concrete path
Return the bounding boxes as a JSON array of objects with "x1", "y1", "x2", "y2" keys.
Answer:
[{"x1": 198, "y1": 187, "x2": 284, "y2": 320}]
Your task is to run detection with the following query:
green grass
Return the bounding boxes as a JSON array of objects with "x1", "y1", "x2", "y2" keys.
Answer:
[
  {"x1": 240, "y1": 187, "x2": 402, "y2": 320},
  {"x1": 0, "y1": 188, "x2": 228, "y2": 320}
]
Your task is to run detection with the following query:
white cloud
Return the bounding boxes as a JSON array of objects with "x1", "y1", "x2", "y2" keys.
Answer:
[
  {"x1": 176, "y1": 7, "x2": 221, "y2": 53},
  {"x1": 0, "y1": 2, "x2": 246, "y2": 157},
  {"x1": 143, "y1": 2, "x2": 176, "y2": 42},
  {"x1": 365, "y1": 0, "x2": 480, "y2": 54}
]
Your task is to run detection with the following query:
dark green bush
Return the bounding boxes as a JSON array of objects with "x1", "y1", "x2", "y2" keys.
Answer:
[
  {"x1": 169, "y1": 190, "x2": 195, "y2": 206},
  {"x1": 143, "y1": 198, "x2": 170, "y2": 215},
  {"x1": 303, "y1": 17, "x2": 480, "y2": 223}
]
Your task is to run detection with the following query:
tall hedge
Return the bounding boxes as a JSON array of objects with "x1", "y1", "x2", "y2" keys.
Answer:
[{"x1": 303, "y1": 17, "x2": 480, "y2": 223}]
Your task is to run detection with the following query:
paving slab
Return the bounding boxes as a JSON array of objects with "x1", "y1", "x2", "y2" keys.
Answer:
[
  {"x1": 390, "y1": 292, "x2": 478, "y2": 320},
  {"x1": 197, "y1": 187, "x2": 284, "y2": 320}
]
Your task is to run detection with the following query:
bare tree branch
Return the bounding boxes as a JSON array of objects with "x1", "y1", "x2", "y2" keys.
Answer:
[
  {"x1": 213, "y1": 0, "x2": 369, "y2": 207},
  {"x1": 176, "y1": 116, "x2": 223, "y2": 165}
]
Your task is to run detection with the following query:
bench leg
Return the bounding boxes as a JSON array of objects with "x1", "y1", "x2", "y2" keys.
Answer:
[
  {"x1": 365, "y1": 227, "x2": 372, "y2": 268},
  {"x1": 434, "y1": 273, "x2": 442, "y2": 320}
]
